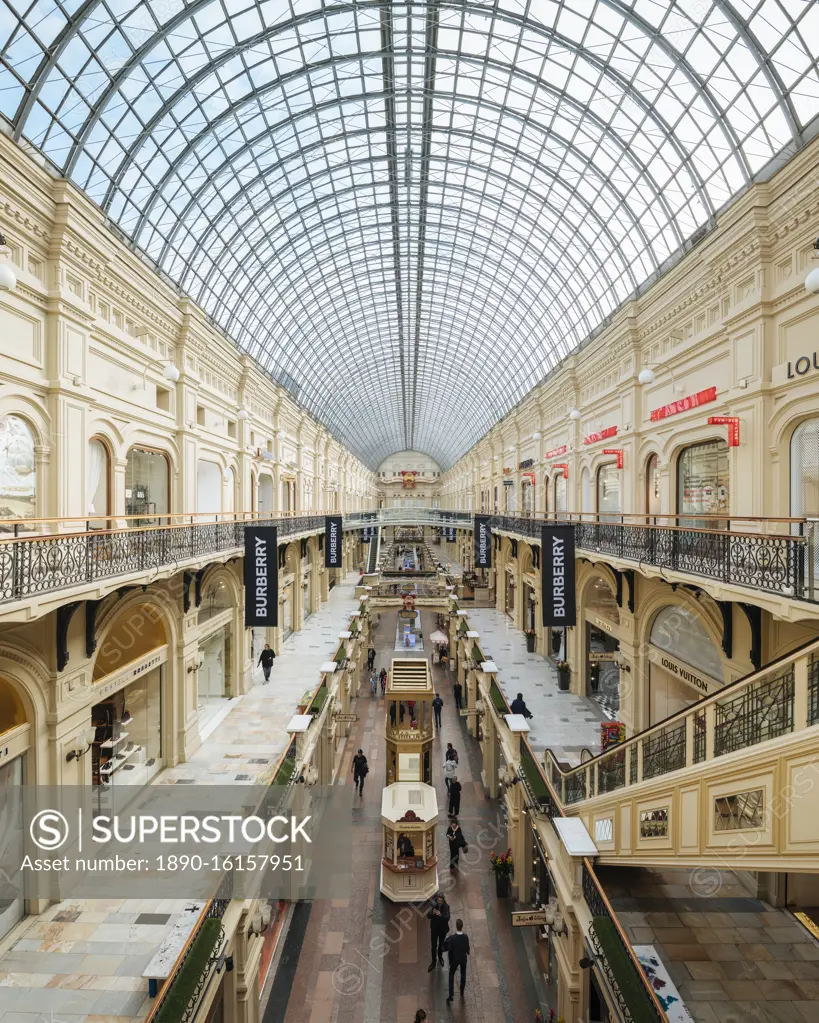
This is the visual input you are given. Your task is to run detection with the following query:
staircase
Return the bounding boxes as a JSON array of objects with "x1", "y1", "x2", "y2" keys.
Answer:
[{"x1": 366, "y1": 526, "x2": 380, "y2": 573}]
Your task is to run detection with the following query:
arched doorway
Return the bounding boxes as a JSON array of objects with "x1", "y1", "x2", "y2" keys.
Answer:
[
  {"x1": 583, "y1": 575, "x2": 621, "y2": 718},
  {"x1": 198, "y1": 577, "x2": 235, "y2": 730},
  {"x1": 92, "y1": 601, "x2": 170, "y2": 804},
  {"x1": 0, "y1": 414, "x2": 37, "y2": 529},
  {"x1": 647, "y1": 605, "x2": 724, "y2": 725},
  {"x1": 0, "y1": 677, "x2": 28, "y2": 942}
]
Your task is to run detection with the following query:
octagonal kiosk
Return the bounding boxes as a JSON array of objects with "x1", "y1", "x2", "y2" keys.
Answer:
[{"x1": 381, "y1": 658, "x2": 439, "y2": 901}]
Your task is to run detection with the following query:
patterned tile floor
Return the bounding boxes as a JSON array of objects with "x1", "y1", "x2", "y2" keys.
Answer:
[
  {"x1": 0, "y1": 574, "x2": 363, "y2": 1023},
  {"x1": 263, "y1": 608, "x2": 550, "y2": 1023},
  {"x1": 601, "y1": 865, "x2": 819, "y2": 1023},
  {"x1": 465, "y1": 607, "x2": 606, "y2": 762}
]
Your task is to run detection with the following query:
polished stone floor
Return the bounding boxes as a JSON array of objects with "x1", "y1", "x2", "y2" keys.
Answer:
[
  {"x1": 466, "y1": 607, "x2": 605, "y2": 762},
  {"x1": 263, "y1": 608, "x2": 549, "y2": 1023}
]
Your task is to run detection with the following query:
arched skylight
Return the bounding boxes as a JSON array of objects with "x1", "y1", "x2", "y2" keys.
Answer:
[{"x1": 2, "y1": 0, "x2": 817, "y2": 467}]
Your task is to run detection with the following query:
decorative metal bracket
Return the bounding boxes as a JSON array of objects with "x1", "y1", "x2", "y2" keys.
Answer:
[
  {"x1": 57, "y1": 601, "x2": 82, "y2": 672},
  {"x1": 739, "y1": 603, "x2": 762, "y2": 670},
  {"x1": 716, "y1": 601, "x2": 733, "y2": 659},
  {"x1": 86, "y1": 599, "x2": 103, "y2": 658},
  {"x1": 183, "y1": 571, "x2": 195, "y2": 613}
]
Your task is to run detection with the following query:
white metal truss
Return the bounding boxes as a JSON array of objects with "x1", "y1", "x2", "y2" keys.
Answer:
[{"x1": 2, "y1": 0, "x2": 817, "y2": 467}]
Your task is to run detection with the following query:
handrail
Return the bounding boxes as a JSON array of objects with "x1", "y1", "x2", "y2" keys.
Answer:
[
  {"x1": 0, "y1": 508, "x2": 349, "y2": 533},
  {"x1": 489, "y1": 510, "x2": 807, "y2": 525},
  {"x1": 542, "y1": 635, "x2": 819, "y2": 789},
  {"x1": 490, "y1": 513, "x2": 806, "y2": 542}
]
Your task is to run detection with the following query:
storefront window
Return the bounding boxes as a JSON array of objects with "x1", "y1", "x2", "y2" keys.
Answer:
[
  {"x1": 646, "y1": 453, "x2": 661, "y2": 521},
  {"x1": 522, "y1": 481, "x2": 532, "y2": 514},
  {"x1": 0, "y1": 415, "x2": 36, "y2": 527},
  {"x1": 198, "y1": 579, "x2": 232, "y2": 625},
  {"x1": 554, "y1": 474, "x2": 566, "y2": 514},
  {"x1": 125, "y1": 447, "x2": 169, "y2": 525},
  {"x1": 791, "y1": 418, "x2": 819, "y2": 516},
  {"x1": 199, "y1": 627, "x2": 230, "y2": 727},
  {"x1": 597, "y1": 463, "x2": 621, "y2": 521},
  {"x1": 92, "y1": 668, "x2": 163, "y2": 804},
  {"x1": 677, "y1": 440, "x2": 729, "y2": 529},
  {"x1": 648, "y1": 605, "x2": 724, "y2": 724},
  {"x1": 87, "y1": 438, "x2": 110, "y2": 520},
  {"x1": 0, "y1": 754, "x2": 25, "y2": 942},
  {"x1": 196, "y1": 459, "x2": 222, "y2": 519}
]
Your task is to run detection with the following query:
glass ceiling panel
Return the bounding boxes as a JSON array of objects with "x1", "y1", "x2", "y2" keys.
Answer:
[{"x1": 2, "y1": 0, "x2": 817, "y2": 468}]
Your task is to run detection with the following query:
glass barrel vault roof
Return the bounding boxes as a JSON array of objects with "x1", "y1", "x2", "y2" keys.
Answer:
[{"x1": 2, "y1": 0, "x2": 818, "y2": 468}]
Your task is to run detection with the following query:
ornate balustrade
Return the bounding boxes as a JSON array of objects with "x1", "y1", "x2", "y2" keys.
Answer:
[{"x1": 0, "y1": 513, "x2": 331, "y2": 605}]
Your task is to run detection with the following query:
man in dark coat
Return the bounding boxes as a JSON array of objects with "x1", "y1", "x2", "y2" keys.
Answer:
[
  {"x1": 444, "y1": 918, "x2": 470, "y2": 1002},
  {"x1": 351, "y1": 749, "x2": 368, "y2": 795},
  {"x1": 510, "y1": 692, "x2": 533, "y2": 718},
  {"x1": 446, "y1": 819, "x2": 467, "y2": 872},
  {"x1": 257, "y1": 643, "x2": 276, "y2": 683},
  {"x1": 453, "y1": 681, "x2": 463, "y2": 710},
  {"x1": 432, "y1": 692, "x2": 443, "y2": 729},
  {"x1": 426, "y1": 893, "x2": 450, "y2": 970},
  {"x1": 448, "y1": 776, "x2": 462, "y2": 817}
]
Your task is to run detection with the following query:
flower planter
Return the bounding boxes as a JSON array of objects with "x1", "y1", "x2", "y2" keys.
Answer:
[
  {"x1": 495, "y1": 874, "x2": 511, "y2": 898},
  {"x1": 525, "y1": 633, "x2": 536, "y2": 653},
  {"x1": 557, "y1": 668, "x2": 570, "y2": 692}
]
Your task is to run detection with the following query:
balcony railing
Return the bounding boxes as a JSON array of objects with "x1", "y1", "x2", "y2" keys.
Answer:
[
  {"x1": 486, "y1": 513, "x2": 815, "y2": 601},
  {"x1": 0, "y1": 512, "x2": 335, "y2": 605},
  {"x1": 544, "y1": 637, "x2": 819, "y2": 807}
]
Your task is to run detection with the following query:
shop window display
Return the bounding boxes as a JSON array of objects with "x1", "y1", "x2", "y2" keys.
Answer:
[
  {"x1": 677, "y1": 440, "x2": 729, "y2": 529},
  {"x1": 597, "y1": 463, "x2": 621, "y2": 521},
  {"x1": 91, "y1": 670, "x2": 163, "y2": 807},
  {"x1": 125, "y1": 447, "x2": 169, "y2": 525}
]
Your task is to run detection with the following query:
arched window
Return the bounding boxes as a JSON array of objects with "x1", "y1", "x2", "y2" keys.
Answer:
[
  {"x1": 87, "y1": 438, "x2": 110, "y2": 520},
  {"x1": 125, "y1": 447, "x2": 169, "y2": 526},
  {"x1": 597, "y1": 463, "x2": 621, "y2": 521},
  {"x1": 646, "y1": 454, "x2": 661, "y2": 521},
  {"x1": 554, "y1": 473, "x2": 567, "y2": 514},
  {"x1": 196, "y1": 459, "x2": 222, "y2": 520},
  {"x1": 791, "y1": 418, "x2": 819, "y2": 517},
  {"x1": 0, "y1": 415, "x2": 37, "y2": 526},
  {"x1": 259, "y1": 474, "x2": 274, "y2": 514},
  {"x1": 677, "y1": 439, "x2": 729, "y2": 530},
  {"x1": 580, "y1": 467, "x2": 592, "y2": 515}
]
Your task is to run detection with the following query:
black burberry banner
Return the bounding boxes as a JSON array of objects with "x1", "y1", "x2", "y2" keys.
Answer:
[
  {"x1": 474, "y1": 516, "x2": 492, "y2": 568},
  {"x1": 244, "y1": 526, "x2": 278, "y2": 627},
  {"x1": 541, "y1": 525, "x2": 576, "y2": 628},
  {"x1": 325, "y1": 516, "x2": 342, "y2": 567}
]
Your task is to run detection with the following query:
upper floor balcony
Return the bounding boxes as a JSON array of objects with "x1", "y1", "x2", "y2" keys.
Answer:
[{"x1": 0, "y1": 510, "x2": 347, "y2": 622}]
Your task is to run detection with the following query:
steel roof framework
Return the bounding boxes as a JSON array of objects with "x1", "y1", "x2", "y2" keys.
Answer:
[{"x1": 1, "y1": 0, "x2": 817, "y2": 467}]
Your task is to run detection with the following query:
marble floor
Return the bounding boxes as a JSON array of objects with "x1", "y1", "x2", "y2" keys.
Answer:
[
  {"x1": 466, "y1": 607, "x2": 606, "y2": 763},
  {"x1": 0, "y1": 574, "x2": 363, "y2": 1023}
]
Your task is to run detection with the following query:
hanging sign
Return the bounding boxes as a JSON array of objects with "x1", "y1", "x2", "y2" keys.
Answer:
[
  {"x1": 541, "y1": 525, "x2": 576, "y2": 628},
  {"x1": 519, "y1": 457, "x2": 535, "y2": 469},
  {"x1": 602, "y1": 448, "x2": 623, "y2": 469},
  {"x1": 474, "y1": 516, "x2": 492, "y2": 568},
  {"x1": 708, "y1": 416, "x2": 740, "y2": 446},
  {"x1": 445, "y1": 526, "x2": 456, "y2": 542},
  {"x1": 544, "y1": 445, "x2": 567, "y2": 460},
  {"x1": 511, "y1": 910, "x2": 550, "y2": 927},
  {"x1": 650, "y1": 386, "x2": 716, "y2": 422},
  {"x1": 551, "y1": 463, "x2": 569, "y2": 479},
  {"x1": 584, "y1": 426, "x2": 618, "y2": 446},
  {"x1": 324, "y1": 516, "x2": 342, "y2": 567},
  {"x1": 244, "y1": 525, "x2": 278, "y2": 627}
]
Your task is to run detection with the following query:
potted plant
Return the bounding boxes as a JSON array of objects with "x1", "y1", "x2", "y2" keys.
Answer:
[
  {"x1": 489, "y1": 848, "x2": 514, "y2": 898},
  {"x1": 525, "y1": 628, "x2": 537, "y2": 653},
  {"x1": 556, "y1": 660, "x2": 570, "y2": 691}
]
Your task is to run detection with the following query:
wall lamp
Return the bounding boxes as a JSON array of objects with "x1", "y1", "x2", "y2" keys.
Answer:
[
  {"x1": 187, "y1": 656, "x2": 204, "y2": 674},
  {"x1": 568, "y1": 409, "x2": 581, "y2": 420},
  {"x1": 137, "y1": 358, "x2": 181, "y2": 389},
  {"x1": 579, "y1": 955, "x2": 597, "y2": 970},
  {"x1": 66, "y1": 727, "x2": 97, "y2": 762},
  {"x1": 542, "y1": 899, "x2": 569, "y2": 937},
  {"x1": 637, "y1": 360, "x2": 683, "y2": 392},
  {"x1": 237, "y1": 408, "x2": 249, "y2": 421}
]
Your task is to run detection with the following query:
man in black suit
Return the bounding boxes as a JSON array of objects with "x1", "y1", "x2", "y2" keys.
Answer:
[{"x1": 444, "y1": 918, "x2": 470, "y2": 1003}]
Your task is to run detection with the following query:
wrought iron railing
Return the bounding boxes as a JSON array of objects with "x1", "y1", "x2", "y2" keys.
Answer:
[
  {"x1": 0, "y1": 513, "x2": 332, "y2": 604},
  {"x1": 582, "y1": 862, "x2": 667, "y2": 1023},
  {"x1": 485, "y1": 513, "x2": 812, "y2": 601},
  {"x1": 542, "y1": 638, "x2": 819, "y2": 807}
]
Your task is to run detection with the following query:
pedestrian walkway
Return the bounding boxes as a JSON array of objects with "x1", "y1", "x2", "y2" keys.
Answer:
[
  {"x1": 467, "y1": 607, "x2": 605, "y2": 763},
  {"x1": 264, "y1": 608, "x2": 548, "y2": 1022},
  {"x1": 0, "y1": 574, "x2": 363, "y2": 1023}
]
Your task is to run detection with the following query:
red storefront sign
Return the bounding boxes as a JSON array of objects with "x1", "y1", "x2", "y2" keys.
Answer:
[
  {"x1": 550, "y1": 463, "x2": 569, "y2": 479},
  {"x1": 650, "y1": 386, "x2": 716, "y2": 422},
  {"x1": 544, "y1": 445, "x2": 567, "y2": 459},
  {"x1": 521, "y1": 472, "x2": 535, "y2": 484},
  {"x1": 708, "y1": 416, "x2": 740, "y2": 447},
  {"x1": 602, "y1": 448, "x2": 623, "y2": 469},
  {"x1": 583, "y1": 426, "x2": 618, "y2": 446}
]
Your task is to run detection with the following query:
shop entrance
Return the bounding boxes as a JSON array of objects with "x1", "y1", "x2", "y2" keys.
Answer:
[
  {"x1": 198, "y1": 626, "x2": 230, "y2": 730},
  {"x1": 647, "y1": 605, "x2": 724, "y2": 725},
  {"x1": 0, "y1": 749, "x2": 25, "y2": 943},
  {"x1": 586, "y1": 623, "x2": 620, "y2": 717},
  {"x1": 505, "y1": 571, "x2": 515, "y2": 619}
]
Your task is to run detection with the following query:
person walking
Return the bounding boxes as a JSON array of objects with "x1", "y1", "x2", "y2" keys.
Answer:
[
  {"x1": 443, "y1": 756, "x2": 458, "y2": 793},
  {"x1": 432, "y1": 692, "x2": 443, "y2": 729},
  {"x1": 510, "y1": 692, "x2": 533, "y2": 719},
  {"x1": 257, "y1": 643, "x2": 276, "y2": 684},
  {"x1": 426, "y1": 893, "x2": 451, "y2": 970},
  {"x1": 448, "y1": 775, "x2": 462, "y2": 817},
  {"x1": 380, "y1": 668, "x2": 387, "y2": 695},
  {"x1": 446, "y1": 818, "x2": 467, "y2": 872},
  {"x1": 370, "y1": 672, "x2": 377, "y2": 696},
  {"x1": 352, "y1": 749, "x2": 368, "y2": 796},
  {"x1": 367, "y1": 646, "x2": 376, "y2": 671},
  {"x1": 453, "y1": 680, "x2": 463, "y2": 710},
  {"x1": 444, "y1": 919, "x2": 470, "y2": 1003},
  {"x1": 413, "y1": 1011, "x2": 427, "y2": 1023}
]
